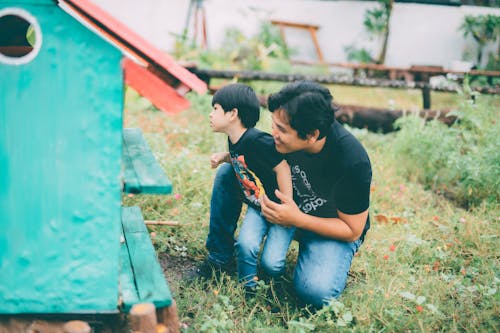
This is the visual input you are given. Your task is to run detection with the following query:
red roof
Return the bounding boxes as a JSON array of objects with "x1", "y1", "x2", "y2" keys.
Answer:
[{"x1": 60, "y1": 0, "x2": 207, "y2": 113}]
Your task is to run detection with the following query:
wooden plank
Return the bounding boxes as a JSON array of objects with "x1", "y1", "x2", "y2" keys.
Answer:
[
  {"x1": 270, "y1": 19, "x2": 320, "y2": 30},
  {"x1": 121, "y1": 207, "x2": 173, "y2": 311},
  {"x1": 122, "y1": 128, "x2": 172, "y2": 194},
  {"x1": 122, "y1": 146, "x2": 141, "y2": 193},
  {"x1": 123, "y1": 58, "x2": 190, "y2": 114},
  {"x1": 119, "y1": 229, "x2": 140, "y2": 308}
]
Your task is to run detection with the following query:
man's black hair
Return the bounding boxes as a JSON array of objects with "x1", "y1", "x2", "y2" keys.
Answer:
[
  {"x1": 268, "y1": 81, "x2": 337, "y2": 140},
  {"x1": 212, "y1": 83, "x2": 260, "y2": 128}
]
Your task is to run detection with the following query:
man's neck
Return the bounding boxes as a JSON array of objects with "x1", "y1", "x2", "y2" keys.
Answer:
[
  {"x1": 227, "y1": 125, "x2": 247, "y2": 144},
  {"x1": 304, "y1": 136, "x2": 326, "y2": 154}
]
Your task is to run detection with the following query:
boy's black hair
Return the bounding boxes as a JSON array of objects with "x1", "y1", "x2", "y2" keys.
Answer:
[
  {"x1": 211, "y1": 83, "x2": 260, "y2": 128},
  {"x1": 267, "y1": 81, "x2": 337, "y2": 140}
]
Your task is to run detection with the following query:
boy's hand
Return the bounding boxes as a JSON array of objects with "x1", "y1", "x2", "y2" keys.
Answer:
[{"x1": 210, "y1": 152, "x2": 228, "y2": 168}]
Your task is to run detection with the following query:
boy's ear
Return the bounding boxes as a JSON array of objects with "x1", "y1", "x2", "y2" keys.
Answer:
[
  {"x1": 306, "y1": 129, "x2": 320, "y2": 143},
  {"x1": 229, "y1": 108, "x2": 238, "y2": 120}
]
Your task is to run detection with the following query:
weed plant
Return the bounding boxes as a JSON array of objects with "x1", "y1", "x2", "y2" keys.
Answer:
[
  {"x1": 123, "y1": 85, "x2": 499, "y2": 332},
  {"x1": 392, "y1": 88, "x2": 500, "y2": 209}
]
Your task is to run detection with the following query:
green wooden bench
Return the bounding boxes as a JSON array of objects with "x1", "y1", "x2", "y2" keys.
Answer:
[
  {"x1": 119, "y1": 206, "x2": 172, "y2": 312},
  {"x1": 120, "y1": 129, "x2": 174, "y2": 311},
  {"x1": 123, "y1": 128, "x2": 172, "y2": 194}
]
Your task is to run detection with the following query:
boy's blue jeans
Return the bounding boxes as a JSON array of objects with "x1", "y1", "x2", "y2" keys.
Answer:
[
  {"x1": 236, "y1": 206, "x2": 295, "y2": 288},
  {"x1": 206, "y1": 163, "x2": 361, "y2": 307}
]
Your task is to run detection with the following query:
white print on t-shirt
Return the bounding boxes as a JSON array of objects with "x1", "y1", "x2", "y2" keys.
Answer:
[{"x1": 291, "y1": 165, "x2": 327, "y2": 214}]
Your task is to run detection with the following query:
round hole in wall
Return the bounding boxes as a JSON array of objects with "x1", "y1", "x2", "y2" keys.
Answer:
[{"x1": 0, "y1": 8, "x2": 42, "y2": 65}]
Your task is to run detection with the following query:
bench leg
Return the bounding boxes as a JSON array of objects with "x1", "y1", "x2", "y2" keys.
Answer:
[
  {"x1": 156, "y1": 300, "x2": 180, "y2": 333},
  {"x1": 130, "y1": 303, "x2": 157, "y2": 333}
]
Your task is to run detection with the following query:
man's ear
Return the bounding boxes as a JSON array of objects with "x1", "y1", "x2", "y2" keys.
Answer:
[{"x1": 306, "y1": 129, "x2": 320, "y2": 143}]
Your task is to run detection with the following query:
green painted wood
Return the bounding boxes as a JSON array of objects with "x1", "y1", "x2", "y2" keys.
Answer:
[
  {"x1": 122, "y1": 147, "x2": 141, "y2": 193},
  {"x1": 119, "y1": 230, "x2": 140, "y2": 309},
  {"x1": 0, "y1": 3, "x2": 123, "y2": 313},
  {"x1": 121, "y1": 207, "x2": 173, "y2": 311},
  {"x1": 0, "y1": 0, "x2": 53, "y2": 4},
  {"x1": 122, "y1": 128, "x2": 172, "y2": 194}
]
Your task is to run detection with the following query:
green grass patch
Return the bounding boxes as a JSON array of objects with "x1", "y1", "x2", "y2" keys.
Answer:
[{"x1": 123, "y1": 86, "x2": 499, "y2": 332}]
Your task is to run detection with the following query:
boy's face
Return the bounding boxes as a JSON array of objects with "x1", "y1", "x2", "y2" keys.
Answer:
[
  {"x1": 271, "y1": 109, "x2": 311, "y2": 154},
  {"x1": 209, "y1": 103, "x2": 233, "y2": 133}
]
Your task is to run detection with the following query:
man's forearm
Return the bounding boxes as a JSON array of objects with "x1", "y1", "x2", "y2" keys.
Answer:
[{"x1": 292, "y1": 210, "x2": 367, "y2": 242}]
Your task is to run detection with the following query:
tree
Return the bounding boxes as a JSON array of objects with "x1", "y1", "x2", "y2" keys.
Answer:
[
  {"x1": 344, "y1": 0, "x2": 394, "y2": 64},
  {"x1": 459, "y1": 14, "x2": 500, "y2": 69},
  {"x1": 364, "y1": 0, "x2": 394, "y2": 64}
]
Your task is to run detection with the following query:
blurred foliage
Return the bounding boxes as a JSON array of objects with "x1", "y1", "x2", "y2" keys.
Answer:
[
  {"x1": 173, "y1": 21, "x2": 293, "y2": 72},
  {"x1": 459, "y1": 14, "x2": 500, "y2": 70},
  {"x1": 393, "y1": 81, "x2": 500, "y2": 209}
]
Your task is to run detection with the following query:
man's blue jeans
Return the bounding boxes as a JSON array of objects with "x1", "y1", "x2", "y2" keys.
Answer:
[
  {"x1": 206, "y1": 163, "x2": 362, "y2": 307},
  {"x1": 236, "y1": 206, "x2": 295, "y2": 288}
]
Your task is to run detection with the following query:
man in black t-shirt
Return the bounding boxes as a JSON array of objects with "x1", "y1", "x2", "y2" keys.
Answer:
[
  {"x1": 199, "y1": 81, "x2": 372, "y2": 308},
  {"x1": 260, "y1": 81, "x2": 371, "y2": 307}
]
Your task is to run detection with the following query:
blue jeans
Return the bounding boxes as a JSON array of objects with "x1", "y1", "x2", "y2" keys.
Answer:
[
  {"x1": 206, "y1": 163, "x2": 242, "y2": 266},
  {"x1": 293, "y1": 230, "x2": 361, "y2": 307},
  {"x1": 236, "y1": 206, "x2": 295, "y2": 288},
  {"x1": 206, "y1": 163, "x2": 362, "y2": 307}
]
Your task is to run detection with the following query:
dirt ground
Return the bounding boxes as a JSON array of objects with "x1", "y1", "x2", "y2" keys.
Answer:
[{"x1": 158, "y1": 253, "x2": 197, "y2": 296}]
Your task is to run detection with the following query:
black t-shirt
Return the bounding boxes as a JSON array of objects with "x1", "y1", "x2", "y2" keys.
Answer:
[
  {"x1": 228, "y1": 128, "x2": 284, "y2": 209},
  {"x1": 285, "y1": 121, "x2": 372, "y2": 239}
]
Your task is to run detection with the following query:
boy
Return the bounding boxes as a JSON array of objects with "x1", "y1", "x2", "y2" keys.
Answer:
[{"x1": 208, "y1": 83, "x2": 294, "y2": 292}]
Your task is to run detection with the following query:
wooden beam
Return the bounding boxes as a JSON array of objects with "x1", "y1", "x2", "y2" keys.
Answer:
[
  {"x1": 189, "y1": 68, "x2": 500, "y2": 95},
  {"x1": 270, "y1": 20, "x2": 320, "y2": 30},
  {"x1": 144, "y1": 220, "x2": 179, "y2": 226}
]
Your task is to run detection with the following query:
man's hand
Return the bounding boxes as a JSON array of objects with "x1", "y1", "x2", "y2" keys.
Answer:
[
  {"x1": 210, "y1": 152, "x2": 229, "y2": 169},
  {"x1": 261, "y1": 190, "x2": 302, "y2": 227},
  {"x1": 263, "y1": 190, "x2": 368, "y2": 241}
]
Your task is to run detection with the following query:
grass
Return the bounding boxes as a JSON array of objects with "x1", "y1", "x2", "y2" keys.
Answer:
[{"x1": 122, "y1": 86, "x2": 499, "y2": 332}]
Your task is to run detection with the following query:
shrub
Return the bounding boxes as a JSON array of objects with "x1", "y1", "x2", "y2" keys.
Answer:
[{"x1": 392, "y1": 89, "x2": 499, "y2": 209}]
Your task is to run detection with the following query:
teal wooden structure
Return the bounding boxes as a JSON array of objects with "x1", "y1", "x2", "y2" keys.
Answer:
[{"x1": 0, "y1": 0, "x2": 205, "y2": 315}]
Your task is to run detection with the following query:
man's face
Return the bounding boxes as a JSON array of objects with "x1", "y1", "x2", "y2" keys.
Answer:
[{"x1": 271, "y1": 109, "x2": 310, "y2": 154}]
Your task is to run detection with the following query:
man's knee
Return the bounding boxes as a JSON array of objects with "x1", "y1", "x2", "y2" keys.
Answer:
[{"x1": 294, "y1": 275, "x2": 343, "y2": 308}]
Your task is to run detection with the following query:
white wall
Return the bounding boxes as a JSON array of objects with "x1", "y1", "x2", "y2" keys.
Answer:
[{"x1": 94, "y1": 0, "x2": 500, "y2": 69}]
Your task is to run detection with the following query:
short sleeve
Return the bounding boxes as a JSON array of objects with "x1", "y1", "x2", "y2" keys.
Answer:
[
  {"x1": 336, "y1": 161, "x2": 372, "y2": 214},
  {"x1": 252, "y1": 134, "x2": 284, "y2": 170}
]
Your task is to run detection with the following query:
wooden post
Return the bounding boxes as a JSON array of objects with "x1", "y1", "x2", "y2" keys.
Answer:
[
  {"x1": 308, "y1": 27, "x2": 324, "y2": 63},
  {"x1": 156, "y1": 324, "x2": 169, "y2": 333},
  {"x1": 156, "y1": 300, "x2": 180, "y2": 333},
  {"x1": 422, "y1": 85, "x2": 431, "y2": 110},
  {"x1": 63, "y1": 320, "x2": 91, "y2": 333},
  {"x1": 130, "y1": 303, "x2": 158, "y2": 333}
]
